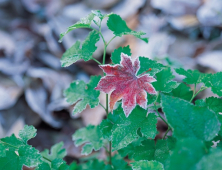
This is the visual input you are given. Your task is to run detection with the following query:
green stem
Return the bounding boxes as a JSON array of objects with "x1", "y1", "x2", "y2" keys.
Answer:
[
  {"x1": 99, "y1": 103, "x2": 106, "y2": 110},
  {"x1": 92, "y1": 58, "x2": 102, "y2": 65},
  {"x1": 190, "y1": 85, "x2": 208, "y2": 102},
  {"x1": 106, "y1": 36, "x2": 116, "y2": 46},
  {"x1": 103, "y1": 45, "x2": 107, "y2": 65},
  {"x1": 109, "y1": 141, "x2": 112, "y2": 165},
  {"x1": 163, "y1": 128, "x2": 171, "y2": 139}
]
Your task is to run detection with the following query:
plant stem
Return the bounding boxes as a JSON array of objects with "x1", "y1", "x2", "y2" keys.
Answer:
[
  {"x1": 99, "y1": 103, "x2": 106, "y2": 110},
  {"x1": 190, "y1": 85, "x2": 208, "y2": 102},
  {"x1": 106, "y1": 36, "x2": 116, "y2": 46},
  {"x1": 163, "y1": 127, "x2": 171, "y2": 139},
  {"x1": 109, "y1": 141, "x2": 112, "y2": 164},
  {"x1": 92, "y1": 58, "x2": 102, "y2": 65}
]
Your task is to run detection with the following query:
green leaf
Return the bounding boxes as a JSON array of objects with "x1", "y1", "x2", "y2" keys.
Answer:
[
  {"x1": 152, "y1": 68, "x2": 178, "y2": 93},
  {"x1": 92, "y1": 10, "x2": 113, "y2": 20},
  {"x1": 99, "y1": 119, "x2": 113, "y2": 141},
  {"x1": 80, "y1": 160, "x2": 106, "y2": 170},
  {"x1": 59, "y1": 13, "x2": 95, "y2": 41},
  {"x1": 109, "y1": 155, "x2": 132, "y2": 170},
  {"x1": 64, "y1": 76, "x2": 101, "y2": 115},
  {"x1": 51, "y1": 158, "x2": 69, "y2": 170},
  {"x1": 137, "y1": 57, "x2": 165, "y2": 76},
  {"x1": 196, "y1": 149, "x2": 222, "y2": 170},
  {"x1": 167, "y1": 83, "x2": 193, "y2": 101},
  {"x1": 107, "y1": 14, "x2": 148, "y2": 43},
  {"x1": 109, "y1": 106, "x2": 158, "y2": 151},
  {"x1": 202, "y1": 72, "x2": 222, "y2": 97},
  {"x1": 41, "y1": 142, "x2": 66, "y2": 162},
  {"x1": 69, "y1": 162, "x2": 79, "y2": 170},
  {"x1": 0, "y1": 143, "x2": 6, "y2": 157},
  {"x1": 61, "y1": 30, "x2": 100, "y2": 67},
  {"x1": 205, "y1": 97, "x2": 222, "y2": 114},
  {"x1": 131, "y1": 160, "x2": 164, "y2": 170},
  {"x1": 161, "y1": 94, "x2": 220, "y2": 141},
  {"x1": 72, "y1": 125, "x2": 104, "y2": 155},
  {"x1": 18, "y1": 125, "x2": 36, "y2": 144},
  {"x1": 36, "y1": 162, "x2": 51, "y2": 170},
  {"x1": 166, "y1": 138, "x2": 206, "y2": 170},
  {"x1": 175, "y1": 68, "x2": 205, "y2": 84},
  {"x1": 0, "y1": 145, "x2": 42, "y2": 170},
  {"x1": 111, "y1": 46, "x2": 131, "y2": 64},
  {"x1": 147, "y1": 94, "x2": 158, "y2": 105}
]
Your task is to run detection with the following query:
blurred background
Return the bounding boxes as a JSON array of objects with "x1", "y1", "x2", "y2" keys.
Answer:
[{"x1": 0, "y1": 0, "x2": 222, "y2": 166}]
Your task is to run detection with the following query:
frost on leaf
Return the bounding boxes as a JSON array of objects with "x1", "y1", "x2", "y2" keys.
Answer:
[{"x1": 95, "y1": 53, "x2": 157, "y2": 117}]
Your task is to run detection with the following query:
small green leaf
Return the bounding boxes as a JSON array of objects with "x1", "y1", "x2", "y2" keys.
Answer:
[
  {"x1": 51, "y1": 158, "x2": 69, "y2": 170},
  {"x1": 161, "y1": 94, "x2": 220, "y2": 141},
  {"x1": 80, "y1": 160, "x2": 106, "y2": 170},
  {"x1": 131, "y1": 160, "x2": 164, "y2": 170},
  {"x1": 107, "y1": 14, "x2": 148, "y2": 43},
  {"x1": 64, "y1": 76, "x2": 101, "y2": 115},
  {"x1": 36, "y1": 162, "x2": 51, "y2": 170},
  {"x1": 110, "y1": 106, "x2": 158, "y2": 151},
  {"x1": 61, "y1": 30, "x2": 100, "y2": 67},
  {"x1": 152, "y1": 68, "x2": 178, "y2": 93},
  {"x1": 137, "y1": 57, "x2": 165, "y2": 76},
  {"x1": 99, "y1": 119, "x2": 113, "y2": 141},
  {"x1": 147, "y1": 94, "x2": 158, "y2": 105},
  {"x1": 109, "y1": 155, "x2": 132, "y2": 170},
  {"x1": 204, "y1": 97, "x2": 222, "y2": 114},
  {"x1": 41, "y1": 142, "x2": 66, "y2": 162},
  {"x1": 202, "y1": 72, "x2": 222, "y2": 97},
  {"x1": 92, "y1": 10, "x2": 113, "y2": 20},
  {"x1": 111, "y1": 46, "x2": 131, "y2": 64},
  {"x1": 175, "y1": 68, "x2": 205, "y2": 84},
  {"x1": 72, "y1": 125, "x2": 104, "y2": 155},
  {"x1": 59, "y1": 13, "x2": 95, "y2": 41},
  {"x1": 18, "y1": 125, "x2": 37, "y2": 144},
  {"x1": 167, "y1": 83, "x2": 193, "y2": 101}
]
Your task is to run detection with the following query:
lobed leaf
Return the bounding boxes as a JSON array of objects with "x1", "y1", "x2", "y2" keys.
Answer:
[
  {"x1": 152, "y1": 67, "x2": 178, "y2": 93},
  {"x1": 107, "y1": 14, "x2": 148, "y2": 43},
  {"x1": 137, "y1": 57, "x2": 165, "y2": 76},
  {"x1": 59, "y1": 13, "x2": 95, "y2": 41},
  {"x1": 61, "y1": 30, "x2": 100, "y2": 67},
  {"x1": 111, "y1": 45, "x2": 131, "y2": 64},
  {"x1": 64, "y1": 75, "x2": 101, "y2": 115},
  {"x1": 18, "y1": 125, "x2": 36, "y2": 144},
  {"x1": 131, "y1": 160, "x2": 164, "y2": 170},
  {"x1": 72, "y1": 125, "x2": 104, "y2": 155},
  {"x1": 108, "y1": 106, "x2": 158, "y2": 151},
  {"x1": 161, "y1": 94, "x2": 220, "y2": 141}
]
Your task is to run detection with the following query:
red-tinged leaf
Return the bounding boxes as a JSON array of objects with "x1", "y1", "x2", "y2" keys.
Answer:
[{"x1": 95, "y1": 53, "x2": 157, "y2": 117}]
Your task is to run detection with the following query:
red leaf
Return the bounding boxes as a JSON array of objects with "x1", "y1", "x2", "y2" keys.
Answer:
[{"x1": 95, "y1": 53, "x2": 157, "y2": 117}]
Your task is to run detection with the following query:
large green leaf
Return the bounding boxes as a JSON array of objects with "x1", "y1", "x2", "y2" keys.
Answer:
[
  {"x1": 131, "y1": 160, "x2": 164, "y2": 170},
  {"x1": 161, "y1": 94, "x2": 220, "y2": 141},
  {"x1": 152, "y1": 68, "x2": 178, "y2": 93},
  {"x1": 111, "y1": 46, "x2": 131, "y2": 64},
  {"x1": 107, "y1": 14, "x2": 148, "y2": 43},
  {"x1": 137, "y1": 57, "x2": 165, "y2": 76},
  {"x1": 64, "y1": 76, "x2": 101, "y2": 115},
  {"x1": 41, "y1": 142, "x2": 66, "y2": 162},
  {"x1": 59, "y1": 13, "x2": 95, "y2": 41},
  {"x1": 61, "y1": 30, "x2": 100, "y2": 67},
  {"x1": 72, "y1": 125, "x2": 104, "y2": 155},
  {"x1": 108, "y1": 106, "x2": 158, "y2": 151}
]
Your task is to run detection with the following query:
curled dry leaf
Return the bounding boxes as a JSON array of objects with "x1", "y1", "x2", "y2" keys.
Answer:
[{"x1": 95, "y1": 53, "x2": 157, "y2": 117}]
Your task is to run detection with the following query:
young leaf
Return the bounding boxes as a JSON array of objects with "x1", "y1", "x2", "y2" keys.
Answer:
[
  {"x1": 109, "y1": 106, "x2": 158, "y2": 151},
  {"x1": 152, "y1": 67, "x2": 178, "y2": 93},
  {"x1": 18, "y1": 125, "x2": 37, "y2": 144},
  {"x1": 61, "y1": 30, "x2": 100, "y2": 67},
  {"x1": 175, "y1": 68, "x2": 204, "y2": 84},
  {"x1": 51, "y1": 158, "x2": 69, "y2": 170},
  {"x1": 59, "y1": 13, "x2": 95, "y2": 41},
  {"x1": 167, "y1": 83, "x2": 193, "y2": 101},
  {"x1": 72, "y1": 125, "x2": 104, "y2": 155},
  {"x1": 107, "y1": 14, "x2": 148, "y2": 43},
  {"x1": 161, "y1": 94, "x2": 220, "y2": 141},
  {"x1": 41, "y1": 142, "x2": 66, "y2": 162},
  {"x1": 92, "y1": 10, "x2": 113, "y2": 20},
  {"x1": 95, "y1": 53, "x2": 157, "y2": 117},
  {"x1": 202, "y1": 72, "x2": 222, "y2": 97},
  {"x1": 131, "y1": 160, "x2": 164, "y2": 170},
  {"x1": 137, "y1": 57, "x2": 165, "y2": 76},
  {"x1": 111, "y1": 45, "x2": 131, "y2": 64},
  {"x1": 64, "y1": 75, "x2": 101, "y2": 115}
]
